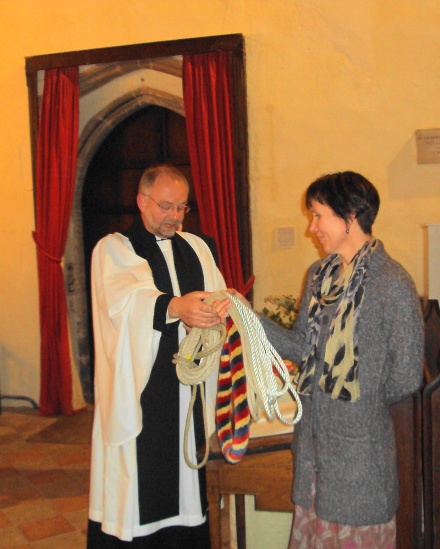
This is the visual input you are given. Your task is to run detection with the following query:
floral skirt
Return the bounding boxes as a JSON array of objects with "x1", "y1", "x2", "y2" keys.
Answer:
[{"x1": 288, "y1": 479, "x2": 396, "y2": 549}]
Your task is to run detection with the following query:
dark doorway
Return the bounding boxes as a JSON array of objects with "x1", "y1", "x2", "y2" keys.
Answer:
[{"x1": 82, "y1": 105, "x2": 202, "y2": 390}]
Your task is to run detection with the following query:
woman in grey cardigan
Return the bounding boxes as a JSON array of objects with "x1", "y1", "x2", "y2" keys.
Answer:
[{"x1": 258, "y1": 172, "x2": 423, "y2": 548}]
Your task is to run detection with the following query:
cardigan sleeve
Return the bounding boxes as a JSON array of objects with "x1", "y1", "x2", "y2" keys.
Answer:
[
  {"x1": 259, "y1": 263, "x2": 317, "y2": 364},
  {"x1": 383, "y1": 268, "x2": 424, "y2": 404}
]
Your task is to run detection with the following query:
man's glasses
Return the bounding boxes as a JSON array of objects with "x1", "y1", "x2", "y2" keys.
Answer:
[{"x1": 145, "y1": 195, "x2": 190, "y2": 214}]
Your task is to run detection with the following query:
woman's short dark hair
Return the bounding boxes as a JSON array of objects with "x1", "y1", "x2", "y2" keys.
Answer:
[{"x1": 305, "y1": 171, "x2": 380, "y2": 234}]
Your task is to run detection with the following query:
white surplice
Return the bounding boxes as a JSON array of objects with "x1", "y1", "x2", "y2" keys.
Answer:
[{"x1": 88, "y1": 231, "x2": 226, "y2": 541}]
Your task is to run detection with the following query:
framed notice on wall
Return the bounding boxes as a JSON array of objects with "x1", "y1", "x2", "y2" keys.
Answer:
[
  {"x1": 416, "y1": 128, "x2": 440, "y2": 164},
  {"x1": 427, "y1": 223, "x2": 440, "y2": 302}
]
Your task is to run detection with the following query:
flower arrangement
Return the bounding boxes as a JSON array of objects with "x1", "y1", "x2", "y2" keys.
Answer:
[{"x1": 260, "y1": 294, "x2": 299, "y2": 330}]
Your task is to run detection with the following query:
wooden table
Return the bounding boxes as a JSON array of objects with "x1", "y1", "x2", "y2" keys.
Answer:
[{"x1": 205, "y1": 432, "x2": 295, "y2": 549}]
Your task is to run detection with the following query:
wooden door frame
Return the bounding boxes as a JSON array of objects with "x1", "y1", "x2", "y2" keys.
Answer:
[{"x1": 25, "y1": 33, "x2": 252, "y2": 284}]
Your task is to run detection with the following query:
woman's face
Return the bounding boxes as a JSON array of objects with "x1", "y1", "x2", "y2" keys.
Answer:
[{"x1": 308, "y1": 200, "x2": 349, "y2": 256}]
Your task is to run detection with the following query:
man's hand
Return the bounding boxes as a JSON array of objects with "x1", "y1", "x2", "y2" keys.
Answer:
[{"x1": 168, "y1": 291, "x2": 230, "y2": 328}]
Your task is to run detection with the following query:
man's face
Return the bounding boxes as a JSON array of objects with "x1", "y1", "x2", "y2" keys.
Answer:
[{"x1": 137, "y1": 173, "x2": 189, "y2": 239}]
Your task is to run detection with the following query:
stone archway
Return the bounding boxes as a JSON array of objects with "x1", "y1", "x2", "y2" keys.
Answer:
[{"x1": 64, "y1": 86, "x2": 184, "y2": 402}]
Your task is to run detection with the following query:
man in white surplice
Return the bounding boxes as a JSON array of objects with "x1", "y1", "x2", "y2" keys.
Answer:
[{"x1": 87, "y1": 165, "x2": 229, "y2": 548}]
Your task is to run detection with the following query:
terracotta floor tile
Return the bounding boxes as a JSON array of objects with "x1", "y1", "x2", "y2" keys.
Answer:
[
  {"x1": 31, "y1": 529, "x2": 86, "y2": 548},
  {"x1": 0, "y1": 509, "x2": 12, "y2": 529},
  {"x1": 3, "y1": 447, "x2": 46, "y2": 464},
  {"x1": 52, "y1": 446, "x2": 90, "y2": 467},
  {"x1": 0, "y1": 477, "x2": 42, "y2": 509},
  {"x1": 23, "y1": 421, "x2": 57, "y2": 436},
  {"x1": 19, "y1": 515, "x2": 75, "y2": 542},
  {"x1": 63, "y1": 506, "x2": 89, "y2": 530},
  {"x1": 52, "y1": 493, "x2": 89, "y2": 514},
  {"x1": 0, "y1": 454, "x2": 11, "y2": 466},
  {"x1": 64, "y1": 463, "x2": 90, "y2": 474},
  {"x1": 0, "y1": 432, "x2": 21, "y2": 445},
  {"x1": 0, "y1": 475, "x2": 36, "y2": 492},
  {"x1": 0, "y1": 425, "x2": 18, "y2": 436},
  {"x1": 0, "y1": 445, "x2": 21, "y2": 457},
  {"x1": 0, "y1": 525, "x2": 30, "y2": 546},
  {"x1": 2, "y1": 498, "x2": 57, "y2": 525},
  {"x1": 14, "y1": 459, "x2": 59, "y2": 473},
  {"x1": 64, "y1": 467, "x2": 90, "y2": 488},
  {"x1": 0, "y1": 465, "x2": 19, "y2": 479},
  {"x1": 39, "y1": 478, "x2": 87, "y2": 499},
  {"x1": 23, "y1": 468, "x2": 72, "y2": 486}
]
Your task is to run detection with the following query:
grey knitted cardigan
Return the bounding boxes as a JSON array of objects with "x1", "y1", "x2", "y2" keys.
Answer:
[{"x1": 260, "y1": 241, "x2": 423, "y2": 525}]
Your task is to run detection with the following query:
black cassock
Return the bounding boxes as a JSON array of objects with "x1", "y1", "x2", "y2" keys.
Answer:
[{"x1": 123, "y1": 215, "x2": 208, "y2": 524}]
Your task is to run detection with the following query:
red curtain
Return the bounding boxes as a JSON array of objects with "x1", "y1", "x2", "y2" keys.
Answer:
[
  {"x1": 33, "y1": 67, "x2": 82, "y2": 416},
  {"x1": 182, "y1": 52, "x2": 254, "y2": 296}
]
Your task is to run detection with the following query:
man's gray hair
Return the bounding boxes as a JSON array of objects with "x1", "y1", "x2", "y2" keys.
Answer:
[{"x1": 138, "y1": 165, "x2": 189, "y2": 193}]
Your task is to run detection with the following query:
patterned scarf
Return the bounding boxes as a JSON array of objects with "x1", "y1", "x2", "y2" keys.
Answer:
[{"x1": 297, "y1": 238, "x2": 378, "y2": 402}]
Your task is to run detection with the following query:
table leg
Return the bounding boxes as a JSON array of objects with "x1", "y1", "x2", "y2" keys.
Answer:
[
  {"x1": 206, "y1": 466, "x2": 222, "y2": 549},
  {"x1": 235, "y1": 494, "x2": 246, "y2": 549}
]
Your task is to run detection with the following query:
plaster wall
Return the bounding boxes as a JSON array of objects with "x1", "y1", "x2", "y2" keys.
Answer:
[{"x1": 1, "y1": 2, "x2": 440, "y2": 546}]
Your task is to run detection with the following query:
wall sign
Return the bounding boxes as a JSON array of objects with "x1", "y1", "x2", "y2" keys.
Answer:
[{"x1": 416, "y1": 128, "x2": 440, "y2": 164}]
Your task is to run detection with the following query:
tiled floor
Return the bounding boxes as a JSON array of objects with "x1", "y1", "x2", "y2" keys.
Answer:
[
  {"x1": 0, "y1": 406, "x2": 234, "y2": 549},
  {"x1": 0, "y1": 407, "x2": 90, "y2": 548}
]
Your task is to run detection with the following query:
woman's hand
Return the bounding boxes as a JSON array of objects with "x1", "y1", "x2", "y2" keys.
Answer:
[
  {"x1": 227, "y1": 288, "x2": 252, "y2": 309},
  {"x1": 209, "y1": 297, "x2": 231, "y2": 323}
]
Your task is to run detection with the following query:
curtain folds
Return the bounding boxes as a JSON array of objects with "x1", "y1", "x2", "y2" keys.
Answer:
[
  {"x1": 182, "y1": 52, "x2": 254, "y2": 296},
  {"x1": 33, "y1": 67, "x2": 85, "y2": 416}
]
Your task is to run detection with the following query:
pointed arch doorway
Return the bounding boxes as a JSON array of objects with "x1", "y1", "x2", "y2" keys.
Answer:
[{"x1": 81, "y1": 104, "x2": 203, "y2": 398}]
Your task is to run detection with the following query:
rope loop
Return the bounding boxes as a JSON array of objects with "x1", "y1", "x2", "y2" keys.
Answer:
[
  {"x1": 182, "y1": 384, "x2": 210, "y2": 469},
  {"x1": 173, "y1": 322, "x2": 227, "y2": 468},
  {"x1": 223, "y1": 292, "x2": 303, "y2": 427},
  {"x1": 174, "y1": 290, "x2": 303, "y2": 468},
  {"x1": 175, "y1": 324, "x2": 226, "y2": 386},
  {"x1": 32, "y1": 231, "x2": 62, "y2": 263}
]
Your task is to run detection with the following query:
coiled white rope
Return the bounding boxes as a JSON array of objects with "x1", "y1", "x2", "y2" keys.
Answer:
[
  {"x1": 221, "y1": 292, "x2": 303, "y2": 425},
  {"x1": 175, "y1": 324, "x2": 227, "y2": 469},
  {"x1": 173, "y1": 290, "x2": 303, "y2": 468}
]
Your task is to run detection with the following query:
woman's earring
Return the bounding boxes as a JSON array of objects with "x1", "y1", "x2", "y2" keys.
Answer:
[{"x1": 346, "y1": 228, "x2": 350, "y2": 234}]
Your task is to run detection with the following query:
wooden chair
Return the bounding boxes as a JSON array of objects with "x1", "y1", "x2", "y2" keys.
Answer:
[
  {"x1": 423, "y1": 371, "x2": 440, "y2": 548},
  {"x1": 390, "y1": 391, "x2": 423, "y2": 549},
  {"x1": 423, "y1": 299, "x2": 440, "y2": 382}
]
